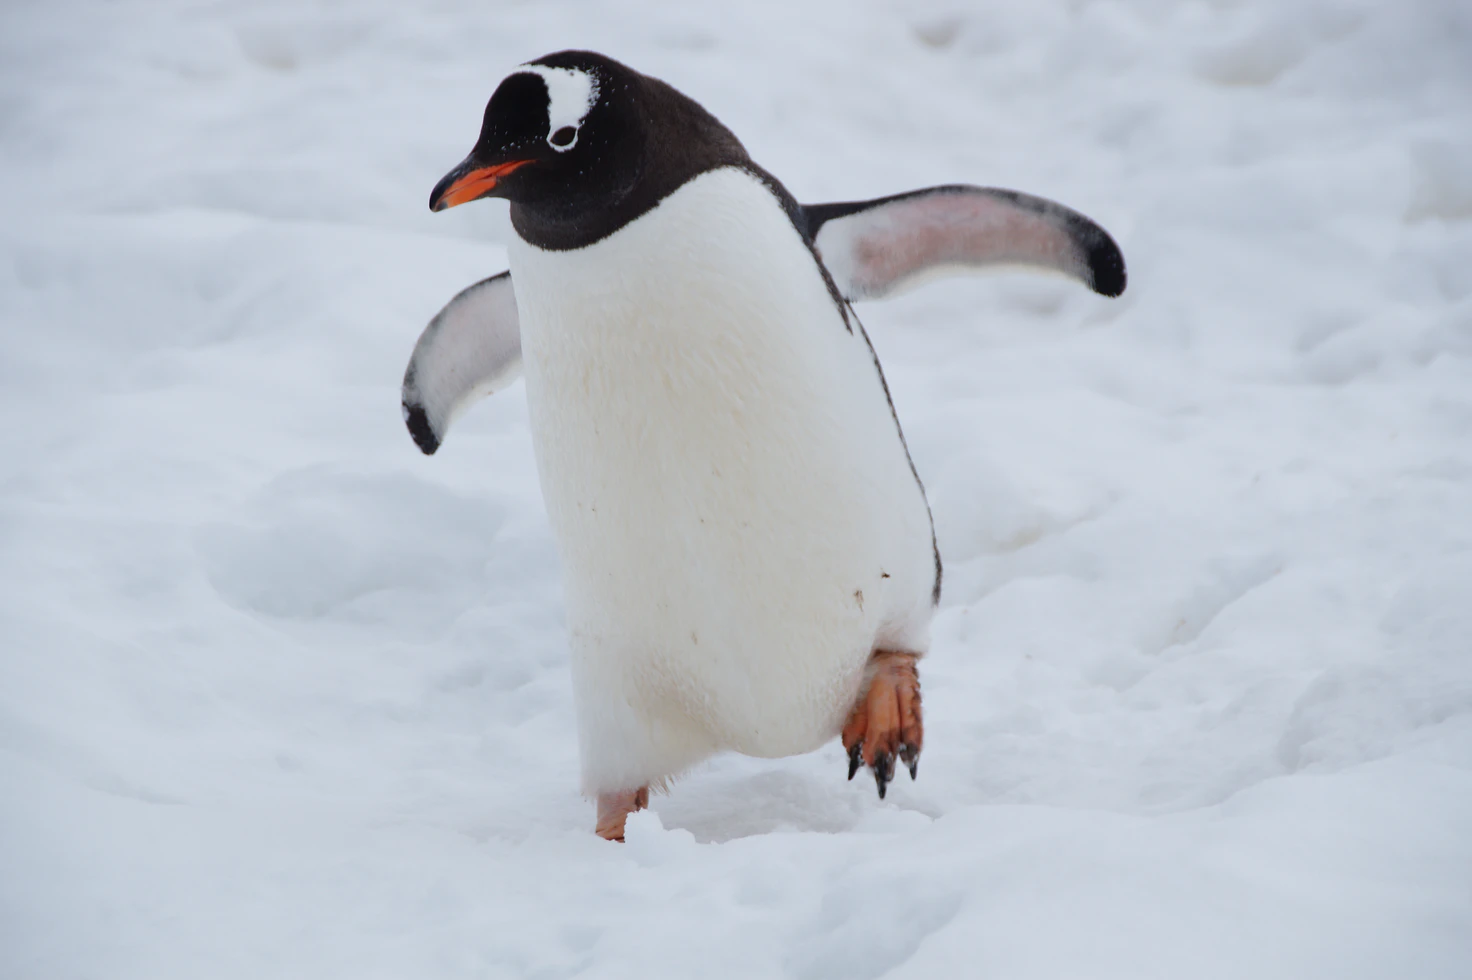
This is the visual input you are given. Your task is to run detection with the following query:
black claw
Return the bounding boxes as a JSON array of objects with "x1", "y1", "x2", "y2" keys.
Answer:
[
  {"x1": 873, "y1": 753, "x2": 893, "y2": 799},
  {"x1": 847, "y1": 741, "x2": 862, "y2": 781},
  {"x1": 899, "y1": 743, "x2": 920, "y2": 780}
]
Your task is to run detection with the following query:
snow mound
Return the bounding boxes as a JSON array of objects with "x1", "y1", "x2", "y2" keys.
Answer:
[{"x1": 2, "y1": 0, "x2": 1469, "y2": 977}]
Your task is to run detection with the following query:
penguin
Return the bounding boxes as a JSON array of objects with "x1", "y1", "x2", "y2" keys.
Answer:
[{"x1": 402, "y1": 51, "x2": 1126, "y2": 841}]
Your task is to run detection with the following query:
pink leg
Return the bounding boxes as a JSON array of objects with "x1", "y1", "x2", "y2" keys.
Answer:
[{"x1": 595, "y1": 786, "x2": 650, "y2": 841}]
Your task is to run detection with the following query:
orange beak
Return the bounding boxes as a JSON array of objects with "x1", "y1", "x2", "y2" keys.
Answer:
[{"x1": 429, "y1": 158, "x2": 535, "y2": 211}]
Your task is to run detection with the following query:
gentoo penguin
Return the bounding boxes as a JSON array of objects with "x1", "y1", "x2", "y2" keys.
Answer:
[{"x1": 403, "y1": 51, "x2": 1125, "y2": 840}]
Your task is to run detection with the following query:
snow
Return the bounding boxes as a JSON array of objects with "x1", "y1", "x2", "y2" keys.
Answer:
[{"x1": 2, "y1": 0, "x2": 1471, "y2": 976}]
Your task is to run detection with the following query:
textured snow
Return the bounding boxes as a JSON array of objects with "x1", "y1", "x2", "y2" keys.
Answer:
[{"x1": 3, "y1": 1, "x2": 1471, "y2": 977}]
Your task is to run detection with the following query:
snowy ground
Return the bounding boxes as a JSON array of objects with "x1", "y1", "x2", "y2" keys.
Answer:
[{"x1": 3, "y1": 0, "x2": 1472, "y2": 976}]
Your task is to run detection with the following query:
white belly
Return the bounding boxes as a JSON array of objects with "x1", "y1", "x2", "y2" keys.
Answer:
[{"x1": 508, "y1": 168, "x2": 935, "y2": 793}]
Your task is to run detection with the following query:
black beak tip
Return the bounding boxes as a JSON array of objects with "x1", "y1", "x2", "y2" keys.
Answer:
[{"x1": 428, "y1": 171, "x2": 458, "y2": 213}]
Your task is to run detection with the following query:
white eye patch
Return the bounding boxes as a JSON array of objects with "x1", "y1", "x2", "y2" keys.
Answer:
[{"x1": 516, "y1": 64, "x2": 599, "y2": 152}]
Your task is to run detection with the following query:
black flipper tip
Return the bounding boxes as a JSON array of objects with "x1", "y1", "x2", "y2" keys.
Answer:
[
  {"x1": 1087, "y1": 233, "x2": 1127, "y2": 298},
  {"x1": 403, "y1": 402, "x2": 440, "y2": 455}
]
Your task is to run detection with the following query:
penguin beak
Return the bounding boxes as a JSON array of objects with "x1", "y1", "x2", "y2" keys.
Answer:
[{"x1": 429, "y1": 156, "x2": 536, "y2": 211}]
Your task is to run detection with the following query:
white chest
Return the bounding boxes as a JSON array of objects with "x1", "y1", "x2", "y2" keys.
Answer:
[{"x1": 506, "y1": 168, "x2": 934, "y2": 760}]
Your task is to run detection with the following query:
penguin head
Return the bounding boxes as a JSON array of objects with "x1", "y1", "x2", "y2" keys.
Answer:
[{"x1": 429, "y1": 51, "x2": 642, "y2": 218}]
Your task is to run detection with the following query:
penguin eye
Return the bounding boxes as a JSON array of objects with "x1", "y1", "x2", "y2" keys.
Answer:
[{"x1": 550, "y1": 126, "x2": 577, "y2": 148}]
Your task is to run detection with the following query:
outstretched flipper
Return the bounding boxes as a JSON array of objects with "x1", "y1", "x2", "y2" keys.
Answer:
[
  {"x1": 401, "y1": 271, "x2": 522, "y2": 455},
  {"x1": 403, "y1": 190, "x2": 1122, "y2": 454},
  {"x1": 803, "y1": 186, "x2": 1126, "y2": 302}
]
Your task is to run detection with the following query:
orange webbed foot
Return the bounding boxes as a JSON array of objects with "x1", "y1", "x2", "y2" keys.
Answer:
[{"x1": 841, "y1": 650, "x2": 923, "y2": 799}]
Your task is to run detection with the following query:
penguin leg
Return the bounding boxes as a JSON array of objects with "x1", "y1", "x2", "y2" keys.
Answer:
[
  {"x1": 841, "y1": 651, "x2": 923, "y2": 799},
  {"x1": 595, "y1": 786, "x2": 649, "y2": 842}
]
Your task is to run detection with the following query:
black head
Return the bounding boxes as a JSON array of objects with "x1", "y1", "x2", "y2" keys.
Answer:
[
  {"x1": 429, "y1": 50, "x2": 755, "y2": 250},
  {"x1": 429, "y1": 52, "x2": 643, "y2": 219}
]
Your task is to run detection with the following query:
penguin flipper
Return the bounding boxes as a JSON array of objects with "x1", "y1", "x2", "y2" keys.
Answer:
[
  {"x1": 401, "y1": 271, "x2": 522, "y2": 455},
  {"x1": 803, "y1": 186, "x2": 1126, "y2": 302}
]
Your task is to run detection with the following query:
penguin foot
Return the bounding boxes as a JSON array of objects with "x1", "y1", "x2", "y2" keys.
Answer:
[
  {"x1": 595, "y1": 786, "x2": 649, "y2": 841},
  {"x1": 841, "y1": 651, "x2": 923, "y2": 800}
]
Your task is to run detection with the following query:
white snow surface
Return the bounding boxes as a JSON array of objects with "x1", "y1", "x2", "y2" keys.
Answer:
[{"x1": 2, "y1": 1, "x2": 1471, "y2": 977}]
